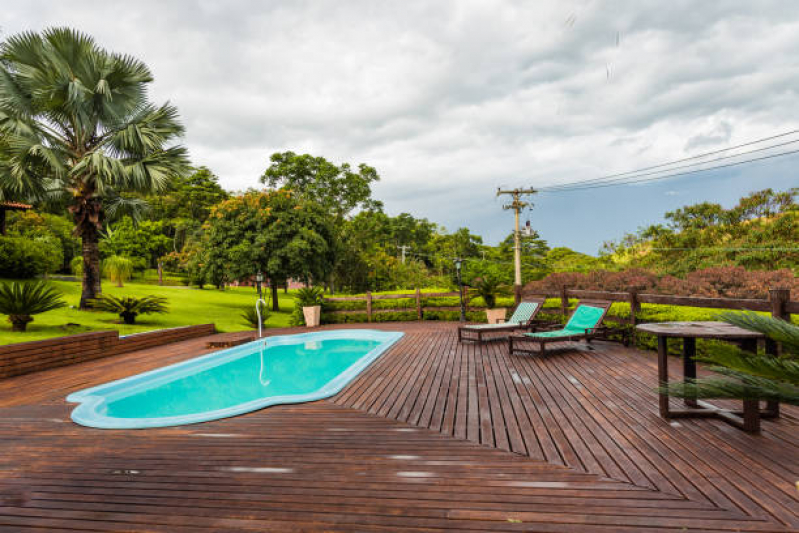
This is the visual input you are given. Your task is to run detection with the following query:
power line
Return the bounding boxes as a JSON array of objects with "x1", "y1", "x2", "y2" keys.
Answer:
[
  {"x1": 539, "y1": 147, "x2": 799, "y2": 193},
  {"x1": 540, "y1": 137, "x2": 799, "y2": 192},
  {"x1": 538, "y1": 129, "x2": 799, "y2": 192}
]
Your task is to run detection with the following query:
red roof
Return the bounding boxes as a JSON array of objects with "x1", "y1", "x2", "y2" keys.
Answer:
[{"x1": 0, "y1": 201, "x2": 32, "y2": 210}]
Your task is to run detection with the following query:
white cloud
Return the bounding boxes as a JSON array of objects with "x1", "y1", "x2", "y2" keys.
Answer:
[{"x1": 3, "y1": 0, "x2": 799, "y2": 245}]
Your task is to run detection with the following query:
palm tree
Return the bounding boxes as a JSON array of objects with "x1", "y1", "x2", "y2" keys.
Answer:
[{"x1": 0, "y1": 28, "x2": 189, "y2": 308}]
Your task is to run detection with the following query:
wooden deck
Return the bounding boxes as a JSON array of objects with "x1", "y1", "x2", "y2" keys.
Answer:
[{"x1": 0, "y1": 322, "x2": 797, "y2": 532}]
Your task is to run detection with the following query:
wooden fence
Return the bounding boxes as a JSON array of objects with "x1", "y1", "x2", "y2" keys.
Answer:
[
  {"x1": 323, "y1": 290, "x2": 472, "y2": 322},
  {"x1": 519, "y1": 287, "x2": 796, "y2": 323},
  {"x1": 323, "y1": 287, "x2": 796, "y2": 323},
  {"x1": 0, "y1": 324, "x2": 216, "y2": 379}
]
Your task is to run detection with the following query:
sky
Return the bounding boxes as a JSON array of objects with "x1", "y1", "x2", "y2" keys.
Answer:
[{"x1": 3, "y1": 0, "x2": 799, "y2": 254}]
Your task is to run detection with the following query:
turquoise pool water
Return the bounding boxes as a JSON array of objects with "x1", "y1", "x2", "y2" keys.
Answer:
[{"x1": 67, "y1": 329, "x2": 403, "y2": 429}]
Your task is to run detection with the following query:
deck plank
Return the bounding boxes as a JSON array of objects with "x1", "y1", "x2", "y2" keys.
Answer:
[{"x1": 0, "y1": 321, "x2": 797, "y2": 531}]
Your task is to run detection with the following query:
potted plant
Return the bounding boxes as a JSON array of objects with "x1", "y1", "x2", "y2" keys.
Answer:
[
  {"x1": 295, "y1": 287, "x2": 325, "y2": 327},
  {"x1": 469, "y1": 276, "x2": 511, "y2": 324},
  {"x1": 0, "y1": 281, "x2": 66, "y2": 332}
]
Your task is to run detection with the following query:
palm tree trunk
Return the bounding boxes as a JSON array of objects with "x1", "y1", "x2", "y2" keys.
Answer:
[{"x1": 79, "y1": 224, "x2": 102, "y2": 309}]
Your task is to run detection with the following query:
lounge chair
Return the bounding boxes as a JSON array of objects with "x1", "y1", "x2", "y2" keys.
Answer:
[
  {"x1": 458, "y1": 297, "x2": 547, "y2": 344},
  {"x1": 508, "y1": 300, "x2": 612, "y2": 356}
]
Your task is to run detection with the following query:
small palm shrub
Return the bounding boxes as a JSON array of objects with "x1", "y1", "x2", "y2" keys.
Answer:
[
  {"x1": 468, "y1": 275, "x2": 511, "y2": 309},
  {"x1": 0, "y1": 281, "x2": 67, "y2": 332},
  {"x1": 104, "y1": 256, "x2": 134, "y2": 287},
  {"x1": 241, "y1": 305, "x2": 269, "y2": 329},
  {"x1": 91, "y1": 295, "x2": 168, "y2": 325},
  {"x1": 662, "y1": 312, "x2": 799, "y2": 405},
  {"x1": 295, "y1": 286, "x2": 325, "y2": 307}
]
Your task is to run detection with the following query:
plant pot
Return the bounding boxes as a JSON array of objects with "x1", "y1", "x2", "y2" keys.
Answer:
[
  {"x1": 302, "y1": 305, "x2": 321, "y2": 328},
  {"x1": 485, "y1": 308, "x2": 507, "y2": 324}
]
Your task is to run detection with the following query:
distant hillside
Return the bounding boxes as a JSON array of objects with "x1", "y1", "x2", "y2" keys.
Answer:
[{"x1": 600, "y1": 188, "x2": 798, "y2": 276}]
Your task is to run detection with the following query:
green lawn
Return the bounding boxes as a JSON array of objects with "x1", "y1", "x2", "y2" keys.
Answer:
[{"x1": 0, "y1": 279, "x2": 296, "y2": 345}]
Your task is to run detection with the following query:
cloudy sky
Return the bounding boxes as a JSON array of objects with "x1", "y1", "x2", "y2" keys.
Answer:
[{"x1": 4, "y1": 1, "x2": 799, "y2": 253}]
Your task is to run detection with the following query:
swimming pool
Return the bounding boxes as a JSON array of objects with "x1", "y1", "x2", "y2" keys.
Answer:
[{"x1": 67, "y1": 329, "x2": 403, "y2": 429}]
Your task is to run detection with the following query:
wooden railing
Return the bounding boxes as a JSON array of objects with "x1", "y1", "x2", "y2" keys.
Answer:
[
  {"x1": 323, "y1": 289, "x2": 473, "y2": 322},
  {"x1": 520, "y1": 287, "x2": 795, "y2": 323},
  {"x1": 323, "y1": 287, "x2": 796, "y2": 324}
]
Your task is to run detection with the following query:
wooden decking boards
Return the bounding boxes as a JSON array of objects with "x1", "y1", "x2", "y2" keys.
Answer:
[{"x1": 0, "y1": 322, "x2": 797, "y2": 531}]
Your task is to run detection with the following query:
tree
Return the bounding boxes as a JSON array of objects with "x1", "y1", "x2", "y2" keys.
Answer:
[
  {"x1": 202, "y1": 190, "x2": 335, "y2": 310},
  {"x1": 261, "y1": 152, "x2": 380, "y2": 292},
  {"x1": 0, "y1": 28, "x2": 189, "y2": 308},
  {"x1": 261, "y1": 152, "x2": 379, "y2": 219},
  {"x1": 146, "y1": 166, "x2": 229, "y2": 222}
]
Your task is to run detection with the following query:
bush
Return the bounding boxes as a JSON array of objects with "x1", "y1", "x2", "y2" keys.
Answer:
[
  {"x1": 0, "y1": 236, "x2": 54, "y2": 278},
  {"x1": 103, "y1": 256, "x2": 135, "y2": 287},
  {"x1": 0, "y1": 280, "x2": 66, "y2": 332},
  {"x1": 526, "y1": 266, "x2": 796, "y2": 299},
  {"x1": 91, "y1": 295, "x2": 169, "y2": 325},
  {"x1": 70, "y1": 256, "x2": 83, "y2": 277}
]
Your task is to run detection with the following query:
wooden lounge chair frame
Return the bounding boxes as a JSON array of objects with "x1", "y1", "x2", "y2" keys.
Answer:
[
  {"x1": 508, "y1": 300, "x2": 613, "y2": 356},
  {"x1": 458, "y1": 297, "x2": 548, "y2": 344}
]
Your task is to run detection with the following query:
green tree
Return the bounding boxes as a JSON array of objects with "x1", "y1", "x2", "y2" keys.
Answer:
[
  {"x1": 202, "y1": 190, "x2": 335, "y2": 309},
  {"x1": 261, "y1": 152, "x2": 379, "y2": 219},
  {"x1": 0, "y1": 28, "x2": 189, "y2": 308},
  {"x1": 100, "y1": 217, "x2": 171, "y2": 267},
  {"x1": 147, "y1": 166, "x2": 229, "y2": 222}
]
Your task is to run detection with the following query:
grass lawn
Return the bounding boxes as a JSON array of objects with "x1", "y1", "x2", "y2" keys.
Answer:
[{"x1": 0, "y1": 279, "x2": 296, "y2": 345}]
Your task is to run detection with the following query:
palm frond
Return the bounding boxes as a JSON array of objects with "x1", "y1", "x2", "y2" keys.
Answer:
[
  {"x1": 719, "y1": 311, "x2": 799, "y2": 356},
  {"x1": 0, "y1": 281, "x2": 67, "y2": 315}
]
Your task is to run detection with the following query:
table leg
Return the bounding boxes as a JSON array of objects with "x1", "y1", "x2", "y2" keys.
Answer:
[
  {"x1": 657, "y1": 335, "x2": 670, "y2": 418},
  {"x1": 682, "y1": 337, "x2": 698, "y2": 408}
]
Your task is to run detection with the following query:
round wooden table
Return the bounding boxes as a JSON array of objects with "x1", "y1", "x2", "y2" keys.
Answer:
[{"x1": 636, "y1": 321, "x2": 777, "y2": 432}]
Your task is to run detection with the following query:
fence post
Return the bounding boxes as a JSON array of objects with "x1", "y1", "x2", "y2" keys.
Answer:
[
  {"x1": 366, "y1": 291, "x2": 373, "y2": 323},
  {"x1": 415, "y1": 288, "x2": 422, "y2": 320},
  {"x1": 628, "y1": 289, "x2": 640, "y2": 326},
  {"x1": 769, "y1": 288, "x2": 790, "y2": 321},
  {"x1": 559, "y1": 286, "x2": 568, "y2": 316}
]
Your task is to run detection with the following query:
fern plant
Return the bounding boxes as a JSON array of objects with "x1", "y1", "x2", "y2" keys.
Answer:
[
  {"x1": 0, "y1": 281, "x2": 66, "y2": 332},
  {"x1": 91, "y1": 295, "x2": 168, "y2": 325},
  {"x1": 662, "y1": 312, "x2": 799, "y2": 405}
]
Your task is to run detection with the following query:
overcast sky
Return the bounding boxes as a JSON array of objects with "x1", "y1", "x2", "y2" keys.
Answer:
[{"x1": 4, "y1": 1, "x2": 799, "y2": 253}]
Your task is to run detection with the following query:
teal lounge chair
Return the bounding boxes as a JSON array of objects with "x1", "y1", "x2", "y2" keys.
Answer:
[
  {"x1": 508, "y1": 300, "x2": 612, "y2": 356},
  {"x1": 458, "y1": 297, "x2": 546, "y2": 344}
]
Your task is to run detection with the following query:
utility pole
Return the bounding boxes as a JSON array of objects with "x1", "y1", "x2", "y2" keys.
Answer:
[
  {"x1": 496, "y1": 187, "x2": 537, "y2": 303},
  {"x1": 397, "y1": 245, "x2": 411, "y2": 264}
]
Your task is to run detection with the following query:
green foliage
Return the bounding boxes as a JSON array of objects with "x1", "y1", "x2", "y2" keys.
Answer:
[
  {"x1": 146, "y1": 167, "x2": 229, "y2": 222},
  {"x1": 241, "y1": 305, "x2": 268, "y2": 329},
  {"x1": 603, "y1": 188, "x2": 798, "y2": 275},
  {"x1": 661, "y1": 312, "x2": 799, "y2": 405},
  {"x1": 295, "y1": 286, "x2": 325, "y2": 307},
  {"x1": 467, "y1": 275, "x2": 511, "y2": 309},
  {"x1": 101, "y1": 217, "x2": 172, "y2": 267},
  {"x1": 261, "y1": 152, "x2": 380, "y2": 219},
  {"x1": 70, "y1": 256, "x2": 83, "y2": 277},
  {"x1": 91, "y1": 295, "x2": 168, "y2": 325},
  {"x1": 0, "y1": 280, "x2": 66, "y2": 331},
  {"x1": 0, "y1": 27, "x2": 190, "y2": 306},
  {"x1": 202, "y1": 190, "x2": 336, "y2": 294},
  {"x1": 103, "y1": 256, "x2": 135, "y2": 287},
  {"x1": 7, "y1": 211, "x2": 79, "y2": 271},
  {"x1": 0, "y1": 236, "x2": 56, "y2": 278}
]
